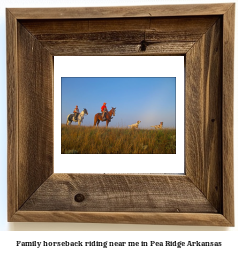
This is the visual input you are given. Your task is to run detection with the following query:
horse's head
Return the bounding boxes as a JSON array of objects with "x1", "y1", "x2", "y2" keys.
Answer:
[
  {"x1": 111, "y1": 107, "x2": 116, "y2": 116},
  {"x1": 83, "y1": 108, "x2": 88, "y2": 115}
]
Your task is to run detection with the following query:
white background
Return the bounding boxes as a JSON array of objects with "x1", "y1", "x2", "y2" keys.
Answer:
[
  {"x1": 54, "y1": 56, "x2": 184, "y2": 173},
  {"x1": 0, "y1": 0, "x2": 237, "y2": 253}
]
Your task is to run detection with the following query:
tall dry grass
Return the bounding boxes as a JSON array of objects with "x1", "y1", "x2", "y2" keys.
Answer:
[{"x1": 61, "y1": 125, "x2": 176, "y2": 154}]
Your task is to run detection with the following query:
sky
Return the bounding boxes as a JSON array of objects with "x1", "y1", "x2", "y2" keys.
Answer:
[{"x1": 61, "y1": 77, "x2": 176, "y2": 128}]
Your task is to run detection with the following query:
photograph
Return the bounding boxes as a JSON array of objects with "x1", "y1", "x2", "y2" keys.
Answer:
[{"x1": 61, "y1": 77, "x2": 176, "y2": 154}]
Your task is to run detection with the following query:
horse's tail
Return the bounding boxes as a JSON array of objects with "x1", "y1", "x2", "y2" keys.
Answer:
[
  {"x1": 94, "y1": 114, "x2": 97, "y2": 126},
  {"x1": 94, "y1": 113, "x2": 101, "y2": 126},
  {"x1": 66, "y1": 114, "x2": 72, "y2": 125}
]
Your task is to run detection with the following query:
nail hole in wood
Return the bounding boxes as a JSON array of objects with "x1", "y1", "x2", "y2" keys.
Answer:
[
  {"x1": 74, "y1": 193, "x2": 85, "y2": 202},
  {"x1": 211, "y1": 119, "x2": 215, "y2": 122}
]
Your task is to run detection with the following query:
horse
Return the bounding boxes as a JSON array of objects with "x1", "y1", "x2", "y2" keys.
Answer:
[
  {"x1": 66, "y1": 108, "x2": 88, "y2": 126},
  {"x1": 94, "y1": 107, "x2": 116, "y2": 127}
]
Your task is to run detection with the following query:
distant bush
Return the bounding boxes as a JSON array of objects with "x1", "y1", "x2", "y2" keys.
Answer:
[{"x1": 61, "y1": 125, "x2": 176, "y2": 154}]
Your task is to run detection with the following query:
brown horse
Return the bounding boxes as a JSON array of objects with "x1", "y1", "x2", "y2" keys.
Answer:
[{"x1": 94, "y1": 107, "x2": 116, "y2": 127}]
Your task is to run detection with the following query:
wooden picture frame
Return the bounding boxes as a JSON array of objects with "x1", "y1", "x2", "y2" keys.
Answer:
[{"x1": 7, "y1": 3, "x2": 234, "y2": 226}]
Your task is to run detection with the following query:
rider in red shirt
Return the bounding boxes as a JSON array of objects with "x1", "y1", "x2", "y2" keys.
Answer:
[{"x1": 101, "y1": 102, "x2": 107, "y2": 120}]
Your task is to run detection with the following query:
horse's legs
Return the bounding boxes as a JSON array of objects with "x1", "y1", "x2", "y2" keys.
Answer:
[{"x1": 78, "y1": 120, "x2": 81, "y2": 126}]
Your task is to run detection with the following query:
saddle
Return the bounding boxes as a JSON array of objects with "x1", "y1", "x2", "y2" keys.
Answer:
[
  {"x1": 100, "y1": 112, "x2": 112, "y2": 122},
  {"x1": 73, "y1": 113, "x2": 79, "y2": 120},
  {"x1": 101, "y1": 109, "x2": 107, "y2": 118}
]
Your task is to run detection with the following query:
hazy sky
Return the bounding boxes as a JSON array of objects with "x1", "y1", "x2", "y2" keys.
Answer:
[{"x1": 61, "y1": 77, "x2": 176, "y2": 128}]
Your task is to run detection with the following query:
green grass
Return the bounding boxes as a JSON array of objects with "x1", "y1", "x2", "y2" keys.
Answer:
[{"x1": 61, "y1": 125, "x2": 176, "y2": 154}]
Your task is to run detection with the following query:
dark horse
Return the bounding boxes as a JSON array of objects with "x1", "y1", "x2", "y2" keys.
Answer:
[{"x1": 94, "y1": 107, "x2": 116, "y2": 127}]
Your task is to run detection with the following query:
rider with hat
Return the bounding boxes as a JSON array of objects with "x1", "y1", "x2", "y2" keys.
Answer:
[
  {"x1": 73, "y1": 105, "x2": 79, "y2": 120},
  {"x1": 101, "y1": 102, "x2": 107, "y2": 120}
]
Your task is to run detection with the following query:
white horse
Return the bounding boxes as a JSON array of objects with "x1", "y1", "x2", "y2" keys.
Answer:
[{"x1": 66, "y1": 108, "x2": 88, "y2": 126}]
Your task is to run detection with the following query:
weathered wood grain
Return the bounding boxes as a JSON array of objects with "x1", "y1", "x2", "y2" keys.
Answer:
[
  {"x1": 222, "y1": 4, "x2": 235, "y2": 226},
  {"x1": 37, "y1": 41, "x2": 193, "y2": 56},
  {"x1": 20, "y1": 174, "x2": 217, "y2": 213},
  {"x1": 18, "y1": 23, "x2": 54, "y2": 208},
  {"x1": 8, "y1": 4, "x2": 233, "y2": 19},
  {"x1": 185, "y1": 18, "x2": 223, "y2": 212},
  {"x1": 20, "y1": 17, "x2": 218, "y2": 34},
  {"x1": 19, "y1": 17, "x2": 218, "y2": 56},
  {"x1": 6, "y1": 9, "x2": 18, "y2": 221},
  {"x1": 11, "y1": 211, "x2": 232, "y2": 226}
]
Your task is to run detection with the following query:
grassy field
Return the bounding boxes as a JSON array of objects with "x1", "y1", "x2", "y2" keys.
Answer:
[{"x1": 61, "y1": 125, "x2": 176, "y2": 154}]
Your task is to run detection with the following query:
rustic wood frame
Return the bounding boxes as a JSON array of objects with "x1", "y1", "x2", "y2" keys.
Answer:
[{"x1": 7, "y1": 3, "x2": 234, "y2": 226}]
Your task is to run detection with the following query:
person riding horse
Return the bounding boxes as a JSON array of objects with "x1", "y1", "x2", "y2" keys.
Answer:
[
  {"x1": 73, "y1": 105, "x2": 79, "y2": 120},
  {"x1": 101, "y1": 102, "x2": 108, "y2": 120}
]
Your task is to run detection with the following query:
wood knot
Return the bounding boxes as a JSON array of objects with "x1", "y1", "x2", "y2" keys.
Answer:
[
  {"x1": 140, "y1": 40, "x2": 148, "y2": 52},
  {"x1": 74, "y1": 193, "x2": 85, "y2": 202}
]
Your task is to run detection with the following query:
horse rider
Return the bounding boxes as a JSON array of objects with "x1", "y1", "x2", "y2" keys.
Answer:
[
  {"x1": 101, "y1": 102, "x2": 107, "y2": 120},
  {"x1": 73, "y1": 105, "x2": 79, "y2": 120}
]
